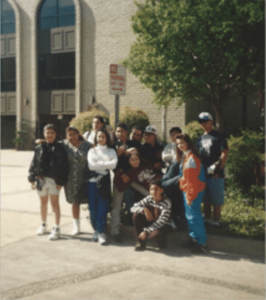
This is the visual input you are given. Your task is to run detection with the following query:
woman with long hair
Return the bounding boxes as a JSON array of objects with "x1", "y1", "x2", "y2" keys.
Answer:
[
  {"x1": 176, "y1": 134, "x2": 207, "y2": 254},
  {"x1": 64, "y1": 126, "x2": 92, "y2": 235},
  {"x1": 87, "y1": 129, "x2": 118, "y2": 245},
  {"x1": 83, "y1": 115, "x2": 114, "y2": 144}
]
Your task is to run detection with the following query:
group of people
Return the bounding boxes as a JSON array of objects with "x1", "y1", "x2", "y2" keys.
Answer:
[{"x1": 28, "y1": 112, "x2": 228, "y2": 254}]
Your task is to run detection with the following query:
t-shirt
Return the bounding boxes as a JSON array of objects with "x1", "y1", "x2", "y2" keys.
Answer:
[
  {"x1": 196, "y1": 130, "x2": 228, "y2": 178},
  {"x1": 140, "y1": 141, "x2": 164, "y2": 173},
  {"x1": 112, "y1": 139, "x2": 141, "y2": 173}
]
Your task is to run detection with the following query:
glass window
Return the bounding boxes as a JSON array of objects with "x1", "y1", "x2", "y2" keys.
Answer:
[
  {"x1": 39, "y1": 0, "x2": 75, "y2": 30},
  {"x1": 39, "y1": 0, "x2": 57, "y2": 17},
  {"x1": 1, "y1": 0, "x2": 15, "y2": 34},
  {"x1": 58, "y1": 0, "x2": 75, "y2": 15},
  {"x1": 38, "y1": 53, "x2": 75, "y2": 90},
  {"x1": 1, "y1": 58, "x2": 16, "y2": 91}
]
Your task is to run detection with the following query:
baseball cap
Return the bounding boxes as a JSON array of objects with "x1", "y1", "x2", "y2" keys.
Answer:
[
  {"x1": 144, "y1": 125, "x2": 158, "y2": 135},
  {"x1": 198, "y1": 112, "x2": 213, "y2": 123}
]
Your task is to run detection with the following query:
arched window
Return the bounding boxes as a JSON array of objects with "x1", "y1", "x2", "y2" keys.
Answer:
[
  {"x1": 1, "y1": 0, "x2": 15, "y2": 34},
  {"x1": 39, "y1": 0, "x2": 75, "y2": 30}
]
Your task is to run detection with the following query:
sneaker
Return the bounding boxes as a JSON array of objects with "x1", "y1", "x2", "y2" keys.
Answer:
[
  {"x1": 36, "y1": 223, "x2": 47, "y2": 235},
  {"x1": 204, "y1": 218, "x2": 212, "y2": 225},
  {"x1": 72, "y1": 219, "x2": 80, "y2": 236},
  {"x1": 135, "y1": 241, "x2": 146, "y2": 251},
  {"x1": 92, "y1": 231, "x2": 98, "y2": 242},
  {"x1": 211, "y1": 221, "x2": 220, "y2": 227},
  {"x1": 113, "y1": 234, "x2": 123, "y2": 243},
  {"x1": 181, "y1": 237, "x2": 197, "y2": 249},
  {"x1": 191, "y1": 243, "x2": 208, "y2": 254},
  {"x1": 158, "y1": 241, "x2": 167, "y2": 250},
  {"x1": 98, "y1": 233, "x2": 107, "y2": 245},
  {"x1": 48, "y1": 227, "x2": 60, "y2": 240}
]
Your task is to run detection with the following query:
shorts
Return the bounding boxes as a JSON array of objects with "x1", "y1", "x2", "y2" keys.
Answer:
[
  {"x1": 203, "y1": 177, "x2": 224, "y2": 205},
  {"x1": 37, "y1": 177, "x2": 60, "y2": 197}
]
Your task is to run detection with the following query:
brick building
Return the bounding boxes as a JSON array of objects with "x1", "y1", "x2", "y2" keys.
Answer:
[{"x1": 1, "y1": 0, "x2": 263, "y2": 148}]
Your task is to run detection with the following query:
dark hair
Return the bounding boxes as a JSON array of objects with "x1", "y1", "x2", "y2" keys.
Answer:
[
  {"x1": 116, "y1": 122, "x2": 128, "y2": 131},
  {"x1": 170, "y1": 127, "x2": 182, "y2": 134},
  {"x1": 128, "y1": 152, "x2": 142, "y2": 166},
  {"x1": 65, "y1": 126, "x2": 84, "y2": 141},
  {"x1": 94, "y1": 129, "x2": 112, "y2": 147},
  {"x1": 132, "y1": 125, "x2": 143, "y2": 134},
  {"x1": 176, "y1": 134, "x2": 201, "y2": 163},
  {"x1": 93, "y1": 115, "x2": 105, "y2": 127},
  {"x1": 43, "y1": 124, "x2": 57, "y2": 133},
  {"x1": 149, "y1": 179, "x2": 163, "y2": 189}
]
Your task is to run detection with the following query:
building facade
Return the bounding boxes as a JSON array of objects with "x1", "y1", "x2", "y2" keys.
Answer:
[{"x1": 1, "y1": 0, "x2": 263, "y2": 149}]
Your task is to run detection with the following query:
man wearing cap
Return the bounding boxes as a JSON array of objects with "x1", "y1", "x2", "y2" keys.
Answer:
[
  {"x1": 140, "y1": 125, "x2": 164, "y2": 174},
  {"x1": 109, "y1": 122, "x2": 141, "y2": 243},
  {"x1": 196, "y1": 112, "x2": 228, "y2": 227}
]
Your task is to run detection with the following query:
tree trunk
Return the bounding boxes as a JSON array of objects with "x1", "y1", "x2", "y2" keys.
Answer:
[{"x1": 213, "y1": 102, "x2": 224, "y2": 132}]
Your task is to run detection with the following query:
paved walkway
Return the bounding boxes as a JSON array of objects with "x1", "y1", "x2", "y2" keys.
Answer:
[{"x1": 1, "y1": 150, "x2": 265, "y2": 300}]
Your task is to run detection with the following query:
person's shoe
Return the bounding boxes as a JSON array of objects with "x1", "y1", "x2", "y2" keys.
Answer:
[
  {"x1": 158, "y1": 241, "x2": 167, "y2": 250},
  {"x1": 135, "y1": 241, "x2": 146, "y2": 251},
  {"x1": 211, "y1": 221, "x2": 220, "y2": 227},
  {"x1": 181, "y1": 237, "x2": 197, "y2": 249},
  {"x1": 36, "y1": 223, "x2": 47, "y2": 235},
  {"x1": 191, "y1": 243, "x2": 208, "y2": 254},
  {"x1": 48, "y1": 227, "x2": 60, "y2": 240},
  {"x1": 113, "y1": 234, "x2": 123, "y2": 243},
  {"x1": 204, "y1": 218, "x2": 212, "y2": 225},
  {"x1": 92, "y1": 231, "x2": 98, "y2": 242},
  {"x1": 98, "y1": 233, "x2": 107, "y2": 245},
  {"x1": 72, "y1": 219, "x2": 80, "y2": 236}
]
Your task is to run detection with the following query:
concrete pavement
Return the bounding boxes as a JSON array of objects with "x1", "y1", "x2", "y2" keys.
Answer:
[{"x1": 1, "y1": 150, "x2": 265, "y2": 300}]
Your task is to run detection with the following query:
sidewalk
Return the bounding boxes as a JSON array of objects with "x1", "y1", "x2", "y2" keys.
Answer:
[{"x1": 1, "y1": 150, "x2": 265, "y2": 300}]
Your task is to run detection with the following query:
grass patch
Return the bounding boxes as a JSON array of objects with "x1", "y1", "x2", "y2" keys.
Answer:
[{"x1": 204, "y1": 188, "x2": 265, "y2": 240}]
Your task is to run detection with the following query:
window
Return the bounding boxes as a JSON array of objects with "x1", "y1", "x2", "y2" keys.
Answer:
[
  {"x1": 1, "y1": 0, "x2": 15, "y2": 34},
  {"x1": 39, "y1": 0, "x2": 75, "y2": 30},
  {"x1": 38, "y1": 52, "x2": 75, "y2": 90},
  {"x1": 1, "y1": 58, "x2": 16, "y2": 91}
]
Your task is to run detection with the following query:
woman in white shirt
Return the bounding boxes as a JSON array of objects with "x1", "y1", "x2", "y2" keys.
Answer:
[
  {"x1": 87, "y1": 129, "x2": 118, "y2": 245},
  {"x1": 83, "y1": 115, "x2": 114, "y2": 144}
]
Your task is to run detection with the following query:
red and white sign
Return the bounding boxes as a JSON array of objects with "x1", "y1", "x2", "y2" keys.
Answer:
[{"x1": 109, "y1": 64, "x2": 126, "y2": 95}]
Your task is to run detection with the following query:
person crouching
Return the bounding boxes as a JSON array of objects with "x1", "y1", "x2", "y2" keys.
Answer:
[{"x1": 130, "y1": 179, "x2": 171, "y2": 251}]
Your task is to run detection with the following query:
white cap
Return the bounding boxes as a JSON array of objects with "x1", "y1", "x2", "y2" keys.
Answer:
[
  {"x1": 198, "y1": 112, "x2": 213, "y2": 122},
  {"x1": 144, "y1": 125, "x2": 158, "y2": 135}
]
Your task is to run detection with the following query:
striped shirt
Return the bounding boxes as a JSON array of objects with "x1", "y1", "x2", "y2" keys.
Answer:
[{"x1": 130, "y1": 195, "x2": 171, "y2": 233}]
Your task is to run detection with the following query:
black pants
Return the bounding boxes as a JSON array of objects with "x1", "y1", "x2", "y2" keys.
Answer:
[{"x1": 133, "y1": 213, "x2": 169, "y2": 246}]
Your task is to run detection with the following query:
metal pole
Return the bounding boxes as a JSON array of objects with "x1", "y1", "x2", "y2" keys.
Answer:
[{"x1": 115, "y1": 95, "x2": 119, "y2": 126}]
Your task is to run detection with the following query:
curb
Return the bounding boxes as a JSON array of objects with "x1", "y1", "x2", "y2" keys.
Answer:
[{"x1": 121, "y1": 225, "x2": 265, "y2": 257}]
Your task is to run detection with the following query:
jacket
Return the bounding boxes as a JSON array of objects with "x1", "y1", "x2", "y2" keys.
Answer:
[{"x1": 28, "y1": 141, "x2": 68, "y2": 186}]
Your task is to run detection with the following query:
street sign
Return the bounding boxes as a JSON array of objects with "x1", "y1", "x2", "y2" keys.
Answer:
[{"x1": 109, "y1": 64, "x2": 126, "y2": 95}]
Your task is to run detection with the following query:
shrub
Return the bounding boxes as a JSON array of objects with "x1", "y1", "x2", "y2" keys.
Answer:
[
  {"x1": 226, "y1": 130, "x2": 265, "y2": 196},
  {"x1": 69, "y1": 108, "x2": 109, "y2": 134},
  {"x1": 183, "y1": 121, "x2": 204, "y2": 145},
  {"x1": 110, "y1": 106, "x2": 150, "y2": 133}
]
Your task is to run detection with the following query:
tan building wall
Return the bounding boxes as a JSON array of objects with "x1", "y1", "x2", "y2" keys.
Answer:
[
  {"x1": 8, "y1": 0, "x2": 184, "y2": 147},
  {"x1": 3, "y1": 0, "x2": 262, "y2": 148}
]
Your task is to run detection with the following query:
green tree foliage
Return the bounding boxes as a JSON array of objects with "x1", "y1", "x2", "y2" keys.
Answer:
[
  {"x1": 123, "y1": 0, "x2": 264, "y2": 131},
  {"x1": 226, "y1": 130, "x2": 265, "y2": 197},
  {"x1": 184, "y1": 121, "x2": 204, "y2": 145},
  {"x1": 110, "y1": 106, "x2": 150, "y2": 134},
  {"x1": 70, "y1": 108, "x2": 109, "y2": 134}
]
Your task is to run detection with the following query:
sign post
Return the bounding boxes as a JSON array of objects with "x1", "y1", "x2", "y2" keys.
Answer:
[{"x1": 109, "y1": 64, "x2": 126, "y2": 126}]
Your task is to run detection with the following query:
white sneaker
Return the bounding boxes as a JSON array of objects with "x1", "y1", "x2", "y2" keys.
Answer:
[
  {"x1": 48, "y1": 227, "x2": 60, "y2": 240},
  {"x1": 98, "y1": 233, "x2": 107, "y2": 245},
  {"x1": 72, "y1": 219, "x2": 80, "y2": 236},
  {"x1": 36, "y1": 223, "x2": 47, "y2": 235},
  {"x1": 92, "y1": 231, "x2": 98, "y2": 242}
]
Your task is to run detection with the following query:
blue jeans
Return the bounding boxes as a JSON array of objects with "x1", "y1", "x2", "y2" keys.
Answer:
[
  {"x1": 183, "y1": 190, "x2": 207, "y2": 245},
  {"x1": 87, "y1": 182, "x2": 109, "y2": 234}
]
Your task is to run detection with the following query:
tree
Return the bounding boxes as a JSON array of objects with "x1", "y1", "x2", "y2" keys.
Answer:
[{"x1": 123, "y1": 0, "x2": 264, "y2": 131}]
